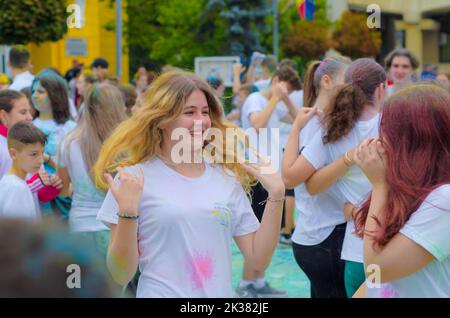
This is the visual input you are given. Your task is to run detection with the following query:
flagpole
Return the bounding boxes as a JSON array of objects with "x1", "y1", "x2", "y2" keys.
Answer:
[{"x1": 273, "y1": 0, "x2": 279, "y2": 60}]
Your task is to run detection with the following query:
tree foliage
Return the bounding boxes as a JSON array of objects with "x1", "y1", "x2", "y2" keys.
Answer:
[
  {"x1": 0, "y1": 0, "x2": 68, "y2": 44},
  {"x1": 331, "y1": 11, "x2": 381, "y2": 59},
  {"x1": 127, "y1": 0, "x2": 227, "y2": 72},
  {"x1": 203, "y1": 0, "x2": 271, "y2": 58},
  {"x1": 279, "y1": 0, "x2": 330, "y2": 72}
]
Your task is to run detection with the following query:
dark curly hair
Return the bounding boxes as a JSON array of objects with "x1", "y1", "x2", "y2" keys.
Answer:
[{"x1": 323, "y1": 58, "x2": 386, "y2": 144}]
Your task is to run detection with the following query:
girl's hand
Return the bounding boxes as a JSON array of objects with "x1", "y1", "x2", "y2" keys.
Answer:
[
  {"x1": 104, "y1": 167, "x2": 144, "y2": 216},
  {"x1": 241, "y1": 151, "x2": 285, "y2": 198},
  {"x1": 293, "y1": 107, "x2": 317, "y2": 129},
  {"x1": 353, "y1": 139, "x2": 388, "y2": 188}
]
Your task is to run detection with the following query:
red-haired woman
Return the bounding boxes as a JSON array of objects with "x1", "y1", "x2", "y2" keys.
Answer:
[{"x1": 354, "y1": 84, "x2": 450, "y2": 297}]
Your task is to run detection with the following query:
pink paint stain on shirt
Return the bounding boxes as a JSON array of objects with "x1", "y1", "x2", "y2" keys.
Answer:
[
  {"x1": 188, "y1": 252, "x2": 214, "y2": 290},
  {"x1": 381, "y1": 285, "x2": 398, "y2": 298}
]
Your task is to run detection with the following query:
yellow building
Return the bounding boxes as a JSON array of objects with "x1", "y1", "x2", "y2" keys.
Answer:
[
  {"x1": 27, "y1": 0, "x2": 129, "y2": 82},
  {"x1": 328, "y1": 0, "x2": 450, "y2": 72}
]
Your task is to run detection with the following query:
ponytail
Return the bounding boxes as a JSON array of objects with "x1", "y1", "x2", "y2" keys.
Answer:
[
  {"x1": 303, "y1": 61, "x2": 321, "y2": 108},
  {"x1": 322, "y1": 84, "x2": 367, "y2": 143},
  {"x1": 322, "y1": 58, "x2": 386, "y2": 144},
  {"x1": 303, "y1": 57, "x2": 351, "y2": 108}
]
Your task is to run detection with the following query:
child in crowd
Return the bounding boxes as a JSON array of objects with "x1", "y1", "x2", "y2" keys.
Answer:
[{"x1": 0, "y1": 121, "x2": 46, "y2": 220}]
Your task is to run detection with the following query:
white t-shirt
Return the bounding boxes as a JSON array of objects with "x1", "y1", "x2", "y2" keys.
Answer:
[
  {"x1": 0, "y1": 174, "x2": 40, "y2": 221},
  {"x1": 254, "y1": 78, "x2": 271, "y2": 92},
  {"x1": 292, "y1": 116, "x2": 346, "y2": 246},
  {"x1": 277, "y1": 90, "x2": 303, "y2": 149},
  {"x1": 302, "y1": 114, "x2": 381, "y2": 262},
  {"x1": 0, "y1": 135, "x2": 12, "y2": 180},
  {"x1": 367, "y1": 185, "x2": 450, "y2": 298},
  {"x1": 97, "y1": 157, "x2": 260, "y2": 298},
  {"x1": 58, "y1": 138, "x2": 108, "y2": 232},
  {"x1": 9, "y1": 71, "x2": 34, "y2": 91},
  {"x1": 240, "y1": 92, "x2": 282, "y2": 173},
  {"x1": 33, "y1": 118, "x2": 77, "y2": 173}
]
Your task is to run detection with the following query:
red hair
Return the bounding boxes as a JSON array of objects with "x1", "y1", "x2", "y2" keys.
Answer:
[{"x1": 355, "y1": 84, "x2": 450, "y2": 247}]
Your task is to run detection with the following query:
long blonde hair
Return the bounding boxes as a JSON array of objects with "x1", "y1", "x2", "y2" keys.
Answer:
[
  {"x1": 64, "y1": 83, "x2": 126, "y2": 181},
  {"x1": 93, "y1": 70, "x2": 255, "y2": 192}
]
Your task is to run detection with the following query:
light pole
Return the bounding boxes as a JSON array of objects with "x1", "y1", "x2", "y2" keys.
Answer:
[
  {"x1": 116, "y1": 0, "x2": 122, "y2": 80},
  {"x1": 273, "y1": 0, "x2": 279, "y2": 60}
]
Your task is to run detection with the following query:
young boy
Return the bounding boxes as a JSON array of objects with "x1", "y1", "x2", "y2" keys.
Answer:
[
  {"x1": 0, "y1": 121, "x2": 46, "y2": 220},
  {"x1": 1, "y1": 89, "x2": 61, "y2": 200}
]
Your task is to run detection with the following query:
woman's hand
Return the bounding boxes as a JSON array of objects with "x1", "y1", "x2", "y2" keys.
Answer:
[
  {"x1": 353, "y1": 138, "x2": 388, "y2": 188},
  {"x1": 293, "y1": 107, "x2": 317, "y2": 130},
  {"x1": 241, "y1": 151, "x2": 285, "y2": 198},
  {"x1": 104, "y1": 167, "x2": 144, "y2": 216}
]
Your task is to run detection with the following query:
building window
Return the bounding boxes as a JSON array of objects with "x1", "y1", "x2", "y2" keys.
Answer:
[
  {"x1": 395, "y1": 30, "x2": 405, "y2": 49},
  {"x1": 439, "y1": 32, "x2": 450, "y2": 63}
]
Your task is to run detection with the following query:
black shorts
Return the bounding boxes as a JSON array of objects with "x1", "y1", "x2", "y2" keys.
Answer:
[
  {"x1": 250, "y1": 183, "x2": 268, "y2": 222},
  {"x1": 285, "y1": 188, "x2": 295, "y2": 197}
]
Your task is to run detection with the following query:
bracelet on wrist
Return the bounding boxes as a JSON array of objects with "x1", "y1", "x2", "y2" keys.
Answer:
[
  {"x1": 343, "y1": 151, "x2": 354, "y2": 167},
  {"x1": 117, "y1": 212, "x2": 139, "y2": 220},
  {"x1": 258, "y1": 196, "x2": 286, "y2": 205}
]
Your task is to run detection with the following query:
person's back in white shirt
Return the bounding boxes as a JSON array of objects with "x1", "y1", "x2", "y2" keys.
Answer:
[
  {"x1": 302, "y1": 114, "x2": 381, "y2": 262},
  {"x1": 254, "y1": 78, "x2": 271, "y2": 92},
  {"x1": 292, "y1": 116, "x2": 346, "y2": 246},
  {"x1": 240, "y1": 92, "x2": 282, "y2": 172},
  {"x1": 9, "y1": 71, "x2": 34, "y2": 92},
  {"x1": 58, "y1": 138, "x2": 108, "y2": 232},
  {"x1": 277, "y1": 90, "x2": 303, "y2": 150},
  {"x1": 0, "y1": 174, "x2": 40, "y2": 221}
]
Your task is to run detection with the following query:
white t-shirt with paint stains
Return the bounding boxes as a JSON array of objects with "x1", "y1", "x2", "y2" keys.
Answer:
[{"x1": 97, "y1": 157, "x2": 260, "y2": 298}]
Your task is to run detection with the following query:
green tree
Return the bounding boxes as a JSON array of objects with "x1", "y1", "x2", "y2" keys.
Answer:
[
  {"x1": 331, "y1": 11, "x2": 381, "y2": 59},
  {"x1": 279, "y1": 0, "x2": 331, "y2": 73},
  {"x1": 0, "y1": 0, "x2": 68, "y2": 44},
  {"x1": 127, "y1": 0, "x2": 227, "y2": 73}
]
